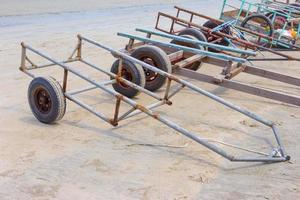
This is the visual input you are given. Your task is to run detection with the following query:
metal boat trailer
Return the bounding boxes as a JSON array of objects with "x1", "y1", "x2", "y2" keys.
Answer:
[
  {"x1": 155, "y1": 6, "x2": 300, "y2": 62},
  {"x1": 118, "y1": 28, "x2": 300, "y2": 106},
  {"x1": 19, "y1": 35, "x2": 290, "y2": 163}
]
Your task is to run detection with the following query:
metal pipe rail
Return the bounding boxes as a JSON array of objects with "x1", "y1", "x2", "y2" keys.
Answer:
[
  {"x1": 117, "y1": 33, "x2": 247, "y2": 63},
  {"x1": 19, "y1": 35, "x2": 290, "y2": 163},
  {"x1": 135, "y1": 28, "x2": 257, "y2": 56},
  {"x1": 120, "y1": 29, "x2": 300, "y2": 106}
]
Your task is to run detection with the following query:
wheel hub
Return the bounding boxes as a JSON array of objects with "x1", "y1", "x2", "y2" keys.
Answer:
[
  {"x1": 119, "y1": 68, "x2": 133, "y2": 88},
  {"x1": 34, "y1": 88, "x2": 52, "y2": 113},
  {"x1": 142, "y1": 57, "x2": 158, "y2": 82}
]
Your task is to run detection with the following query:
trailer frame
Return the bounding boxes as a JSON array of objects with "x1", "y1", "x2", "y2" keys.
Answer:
[
  {"x1": 19, "y1": 35, "x2": 290, "y2": 163},
  {"x1": 118, "y1": 29, "x2": 300, "y2": 107},
  {"x1": 155, "y1": 6, "x2": 300, "y2": 62}
]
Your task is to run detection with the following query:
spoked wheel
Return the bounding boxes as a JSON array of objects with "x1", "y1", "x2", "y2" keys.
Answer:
[
  {"x1": 241, "y1": 14, "x2": 274, "y2": 46},
  {"x1": 131, "y1": 45, "x2": 172, "y2": 92},
  {"x1": 273, "y1": 16, "x2": 287, "y2": 30},
  {"x1": 110, "y1": 59, "x2": 145, "y2": 98},
  {"x1": 266, "y1": 12, "x2": 288, "y2": 30},
  {"x1": 28, "y1": 77, "x2": 66, "y2": 124},
  {"x1": 171, "y1": 28, "x2": 207, "y2": 71}
]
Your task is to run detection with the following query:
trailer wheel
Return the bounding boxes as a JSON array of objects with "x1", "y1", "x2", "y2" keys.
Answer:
[
  {"x1": 203, "y1": 20, "x2": 231, "y2": 51},
  {"x1": 131, "y1": 45, "x2": 171, "y2": 91},
  {"x1": 177, "y1": 28, "x2": 207, "y2": 46},
  {"x1": 111, "y1": 59, "x2": 146, "y2": 98},
  {"x1": 203, "y1": 20, "x2": 231, "y2": 35},
  {"x1": 171, "y1": 28, "x2": 207, "y2": 70},
  {"x1": 28, "y1": 77, "x2": 66, "y2": 124},
  {"x1": 241, "y1": 14, "x2": 274, "y2": 37}
]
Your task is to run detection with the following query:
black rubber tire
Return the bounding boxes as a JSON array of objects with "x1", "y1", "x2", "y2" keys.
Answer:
[
  {"x1": 28, "y1": 77, "x2": 66, "y2": 124},
  {"x1": 111, "y1": 59, "x2": 146, "y2": 98},
  {"x1": 131, "y1": 45, "x2": 172, "y2": 91},
  {"x1": 203, "y1": 20, "x2": 231, "y2": 35},
  {"x1": 177, "y1": 28, "x2": 208, "y2": 47},
  {"x1": 241, "y1": 14, "x2": 274, "y2": 37},
  {"x1": 203, "y1": 20, "x2": 231, "y2": 51},
  {"x1": 171, "y1": 28, "x2": 207, "y2": 70}
]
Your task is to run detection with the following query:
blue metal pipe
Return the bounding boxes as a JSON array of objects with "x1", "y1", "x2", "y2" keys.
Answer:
[
  {"x1": 117, "y1": 32, "x2": 248, "y2": 63},
  {"x1": 135, "y1": 28, "x2": 257, "y2": 56}
]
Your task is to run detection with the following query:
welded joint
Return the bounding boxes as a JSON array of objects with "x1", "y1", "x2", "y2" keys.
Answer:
[
  {"x1": 225, "y1": 65, "x2": 246, "y2": 79},
  {"x1": 146, "y1": 33, "x2": 152, "y2": 38},
  {"x1": 213, "y1": 75, "x2": 225, "y2": 84},
  {"x1": 20, "y1": 43, "x2": 27, "y2": 71},
  {"x1": 115, "y1": 75, "x2": 129, "y2": 88},
  {"x1": 111, "y1": 96, "x2": 122, "y2": 127},
  {"x1": 117, "y1": 58, "x2": 123, "y2": 77},
  {"x1": 25, "y1": 56, "x2": 38, "y2": 69},
  {"x1": 168, "y1": 74, "x2": 181, "y2": 82},
  {"x1": 76, "y1": 35, "x2": 83, "y2": 59},
  {"x1": 221, "y1": 61, "x2": 233, "y2": 75},
  {"x1": 164, "y1": 78, "x2": 172, "y2": 102},
  {"x1": 135, "y1": 104, "x2": 160, "y2": 120},
  {"x1": 126, "y1": 38, "x2": 135, "y2": 51},
  {"x1": 270, "y1": 148, "x2": 283, "y2": 157}
]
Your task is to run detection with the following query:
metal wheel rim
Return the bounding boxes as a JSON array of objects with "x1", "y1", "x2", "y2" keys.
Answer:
[
  {"x1": 119, "y1": 68, "x2": 133, "y2": 89},
  {"x1": 141, "y1": 57, "x2": 159, "y2": 82},
  {"x1": 33, "y1": 87, "x2": 52, "y2": 114}
]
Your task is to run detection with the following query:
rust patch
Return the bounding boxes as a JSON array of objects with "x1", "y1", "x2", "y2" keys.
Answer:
[
  {"x1": 152, "y1": 114, "x2": 159, "y2": 119},
  {"x1": 115, "y1": 76, "x2": 128, "y2": 85},
  {"x1": 166, "y1": 100, "x2": 173, "y2": 106},
  {"x1": 135, "y1": 104, "x2": 148, "y2": 112},
  {"x1": 115, "y1": 93, "x2": 124, "y2": 100},
  {"x1": 135, "y1": 104, "x2": 159, "y2": 119},
  {"x1": 109, "y1": 119, "x2": 119, "y2": 127},
  {"x1": 168, "y1": 74, "x2": 180, "y2": 82}
]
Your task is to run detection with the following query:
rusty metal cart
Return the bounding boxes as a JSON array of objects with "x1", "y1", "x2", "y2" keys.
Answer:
[
  {"x1": 220, "y1": 0, "x2": 300, "y2": 47},
  {"x1": 155, "y1": 6, "x2": 300, "y2": 62},
  {"x1": 19, "y1": 35, "x2": 290, "y2": 163},
  {"x1": 117, "y1": 28, "x2": 300, "y2": 106}
]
